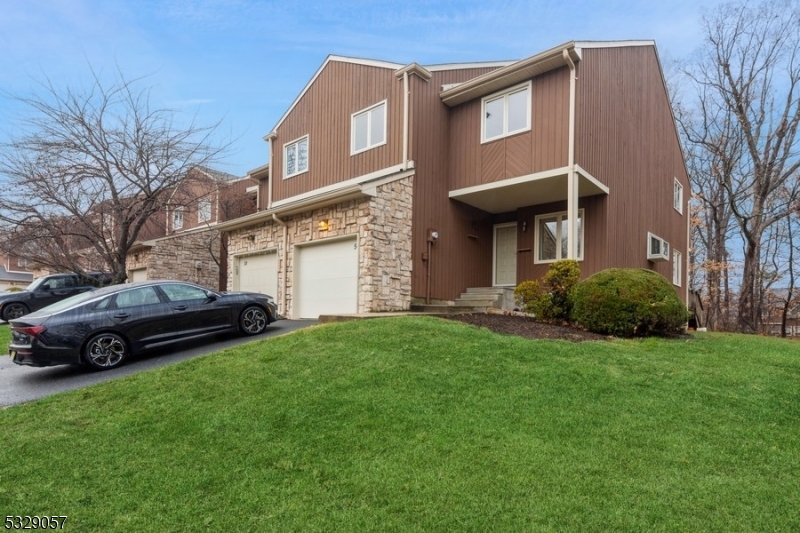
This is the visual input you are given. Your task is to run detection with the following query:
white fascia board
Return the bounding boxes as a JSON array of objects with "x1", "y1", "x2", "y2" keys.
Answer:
[
  {"x1": 425, "y1": 60, "x2": 516, "y2": 72},
  {"x1": 573, "y1": 40, "x2": 655, "y2": 49},
  {"x1": 218, "y1": 164, "x2": 416, "y2": 231},
  {"x1": 271, "y1": 162, "x2": 415, "y2": 209},
  {"x1": 575, "y1": 165, "x2": 610, "y2": 195},
  {"x1": 449, "y1": 166, "x2": 572, "y2": 198}
]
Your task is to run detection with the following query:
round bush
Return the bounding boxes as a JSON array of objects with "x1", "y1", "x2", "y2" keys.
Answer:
[{"x1": 572, "y1": 268, "x2": 688, "y2": 337}]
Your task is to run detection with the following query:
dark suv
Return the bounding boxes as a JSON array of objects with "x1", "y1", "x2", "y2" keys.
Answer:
[{"x1": 0, "y1": 272, "x2": 112, "y2": 321}]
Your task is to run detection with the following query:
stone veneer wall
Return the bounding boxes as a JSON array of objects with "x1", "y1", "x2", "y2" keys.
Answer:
[
  {"x1": 126, "y1": 249, "x2": 150, "y2": 275},
  {"x1": 126, "y1": 229, "x2": 222, "y2": 289},
  {"x1": 226, "y1": 175, "x2": 413, "y2": 317}
]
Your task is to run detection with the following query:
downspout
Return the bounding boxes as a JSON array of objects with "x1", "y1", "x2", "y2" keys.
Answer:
[
  {"x1": 402, "y1": 71, "x2": 410, "y2": 170},
  {"x1": 563, "y1": 49, "x2": 579, "y2": 260},
  {"x1": 265, "y1": 133, "x2": 277, "y2": 210},
  {"x1": 686, "y1": 196, "x2": 690, "y2": 307}
]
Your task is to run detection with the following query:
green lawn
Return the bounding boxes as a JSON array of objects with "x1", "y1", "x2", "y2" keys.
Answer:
[{"x1": 1, "y1": 317, "x2": 799, "y2": 532}]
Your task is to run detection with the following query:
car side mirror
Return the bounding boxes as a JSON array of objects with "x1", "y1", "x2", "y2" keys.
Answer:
[
  {"x1": 205, "y1": 291, "x2": 217, "y2": 301},
  {"x1": 40, "y1": 283, "x2": 51, "y2": 291}
]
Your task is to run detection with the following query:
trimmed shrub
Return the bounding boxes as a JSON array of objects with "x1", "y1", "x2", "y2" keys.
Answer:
[
  {"x1": 5, "y1": 286, "x2": 23, "y2": 292},
  {"x1": 540, "y1": 259, "x2": 581, "y2": 322},
  {"x1": 514, "y1": 280, "x2": 545, "y2": 314},
  {"x1": 572, "y1": 268, "x2": 689, "y2": 337},
  {"x1": 514, "y1": 260, "x2": 581, "y2": 323}
]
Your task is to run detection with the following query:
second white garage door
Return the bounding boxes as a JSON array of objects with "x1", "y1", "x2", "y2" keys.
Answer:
[
  {"x1": 295, "y1": 238, "x2": 358, "y2": 318},
  {"x1": 130, "y1": 268, "x2": 148, "y2": 282},
  {"x1": 237, "y1": 252, "x2": 278, "y2": 298}
]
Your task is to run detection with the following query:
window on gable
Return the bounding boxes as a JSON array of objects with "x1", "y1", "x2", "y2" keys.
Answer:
[
  {"x1": 534, "y1": 209, "x2": 584, "y2": 263},
  {"x1": 673, "y1": 250, "x2": 682, "y2": 286},
  {"x1": 482, "y1": 82, "x2": 531, "y2": 143},
  {"x1": 198, "y1": 199, "x2": 212, "y2": 223},
  {"x1": 284, "y1": 136, "x2": 309, "y2": 179},
  {"x1": 352, "y1": 101, "x2": 386, "y2": 154},
  {"x1": 173, "y1": 208, "x2": 184, "y2": 230},
  {"x1": 674, "y1": 178, "x2": 684, "y2": 214}
]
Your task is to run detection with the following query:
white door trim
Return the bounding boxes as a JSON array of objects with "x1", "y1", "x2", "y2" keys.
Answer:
[{"x1": 493, "y1": 222, "x2": 518, "y2": 287}]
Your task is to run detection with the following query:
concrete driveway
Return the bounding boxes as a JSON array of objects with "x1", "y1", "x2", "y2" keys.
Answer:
[{"x1": 0, "y1": 319, "x2": 317, "y2": 408}]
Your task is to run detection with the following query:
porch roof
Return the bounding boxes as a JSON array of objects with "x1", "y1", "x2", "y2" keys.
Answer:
[{"x1": 448, "y1": 165, "x2": 609, "y2": 214}]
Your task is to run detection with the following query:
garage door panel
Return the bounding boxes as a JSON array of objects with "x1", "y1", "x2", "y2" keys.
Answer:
[
  {"x1": 296, "y1": 238, "x2": 357, "y2": 318},
  {"x1": 130, "y1": 268, "x2": 148, "y2": 282},
  {"x1": 238, "y1": 252, "x2": 277, "y2": 298}
]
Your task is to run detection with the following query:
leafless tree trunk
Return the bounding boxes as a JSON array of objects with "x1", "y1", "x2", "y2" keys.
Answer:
[
  {"x1": 0, "y1": 67, "x2": 228, "y2": 284},
  {"x1": 678, "y1": 0, "x2": 800, "y2": 333}
]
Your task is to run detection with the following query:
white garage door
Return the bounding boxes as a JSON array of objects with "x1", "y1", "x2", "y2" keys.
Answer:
[
  {"x1": 130, "y1": 268, "x2": 148, "y2": 282},
  {"x1": 295, "y1": 238, "x2": 358, "y2": 318},
  {"x1": 237, "y1": 252, "x2": 278, "y2": 298}
]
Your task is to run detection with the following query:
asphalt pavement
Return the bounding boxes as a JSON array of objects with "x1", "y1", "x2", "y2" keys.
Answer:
[{"x1": 0, "y1": 319, "x2": 317, "y2": 408}]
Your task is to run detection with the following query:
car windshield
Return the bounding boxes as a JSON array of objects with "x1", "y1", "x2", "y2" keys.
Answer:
[
  {"x1": 24, "y1": 277, "x2": 47, "y2": 292},
  {"x1": 31, "y1": 290, "x2": 101, "y2": 315}
]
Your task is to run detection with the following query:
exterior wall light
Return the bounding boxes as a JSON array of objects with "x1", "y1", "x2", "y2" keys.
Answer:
[{"x1": 318, "y1": 219, "x2": 330, "y2": 231}]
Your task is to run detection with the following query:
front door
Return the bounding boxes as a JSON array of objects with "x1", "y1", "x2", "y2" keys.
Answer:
[{"x1": 494, "y1": 223, "x2": 517, "y2": 286}]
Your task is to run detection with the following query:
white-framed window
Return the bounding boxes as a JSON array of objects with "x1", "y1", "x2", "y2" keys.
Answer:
[
  {"x1": 534, "y1": 209, "x2": 584, "y2": 264},
  {"x1": 481, "y1": 82, "x2": 531, "y2": 143},
  {"x1": 647, "y1": 232, "x2": 669, "y2": 262},
  {"x1": 284, "y1": 135, "x2": 309, "y2": 179},
  {"x1": 197, "y1": 198, "x2": 212, "y2": 223},
  {"x1": 351, "y1": 101, "x2": 386, "y2": 154},
  {"x1": 173, "y1": 207, "x2": 184, "y2": 230},
  {"x1": 673, "y1": 249, "x2": 682, "y2": 286},
  {"x1": 674, "y1": 178, "x2": 684, "y2": 214}
]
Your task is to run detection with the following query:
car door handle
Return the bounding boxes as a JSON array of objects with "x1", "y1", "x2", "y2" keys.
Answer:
[
  {"x1": 113, "y1": 313, "x2": 131, "y2": 319},
  {"x1": 173, "y1": 305, "x2": 188, "y2": 311}
]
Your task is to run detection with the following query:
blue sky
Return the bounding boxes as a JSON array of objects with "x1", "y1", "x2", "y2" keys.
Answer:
[{"x1": 0, "y1": 0, "x2": 726, "y2": 177}]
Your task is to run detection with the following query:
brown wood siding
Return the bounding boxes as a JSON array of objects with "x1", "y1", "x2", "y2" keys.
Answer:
[
  {"x1": 575, "y1": 46, "x2": 690, "y2": 298},
  {"x1": 448, "y1": 66, "x2": 570, "y2": 191},
  {"x1": 408, "y1": 67, "x2": 508, "y2": 300},
  {"x1": 270, "y1": 62, "x2": 405, "y2": 203}
]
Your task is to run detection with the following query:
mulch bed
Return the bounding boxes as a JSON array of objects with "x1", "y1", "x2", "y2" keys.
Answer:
[{"x1": 444, "y1": 312, "x2": 610, "y2": 342}]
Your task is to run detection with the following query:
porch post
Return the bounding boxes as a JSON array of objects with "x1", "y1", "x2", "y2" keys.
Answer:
[{"x1": 567, "y1": 170, "x2": 578, "y2": 259}]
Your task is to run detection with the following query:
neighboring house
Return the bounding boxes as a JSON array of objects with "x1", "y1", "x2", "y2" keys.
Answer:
[
  {"x1": 0, "y1": 253, "x2": 34, "y2": 291},
  {"x1": 126, "y1": 167, "x2": 258, "y2": 289},
  {"x1": 219, "y1": 40, "x2": 690, "y2": 319},
  {"x1": 761, "y1": 288, "x2": 800, "y2": 337}
]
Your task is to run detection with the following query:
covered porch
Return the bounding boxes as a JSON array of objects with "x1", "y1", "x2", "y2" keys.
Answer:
[{"x1": 448, "y1": 165, "x2": 609, "y2": 287}]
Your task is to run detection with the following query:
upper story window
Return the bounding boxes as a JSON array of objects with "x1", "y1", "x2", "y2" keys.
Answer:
[
  {"x1": 197, "y1": 199, "x2": 212, "y2": 223},
  {"x1": 482, "y1": 82, "x2": 531, "y2": 143},
  {"x1": 534, "y1": 209, "x2": 584, "y2": 264},
  {"x1": 352, "y1": 101, "x2": 387, "y2": 154},
  {"x1": 284, "y1": 135, "x2": 309, "y2": 179},
  {"x1": 674, "y1": 178, "x2": 684, "y2": 214},
  {"x1": 173, "y1": 207, "x2": 184, "y2": 230}
]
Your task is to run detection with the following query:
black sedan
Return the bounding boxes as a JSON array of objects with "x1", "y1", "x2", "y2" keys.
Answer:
[{"x1": 8, "y1": 281, "x2": 279, "y2": 370}]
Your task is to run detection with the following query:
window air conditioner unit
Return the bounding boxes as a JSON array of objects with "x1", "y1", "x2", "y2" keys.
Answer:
[{"x1": 647, "y1": 232, "x2": 670, "y2": 262}]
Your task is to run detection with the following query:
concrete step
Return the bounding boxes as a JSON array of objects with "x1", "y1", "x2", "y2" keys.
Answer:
[
  {"x1": 409, "y1": 303, "x2": 487, "y2": 314},
  {"x1": 452, "y1": 298, "x2": 498, "y2": 307},
  {"x1": 464, "y1": 287, "x2": 508, "y2": 294}
]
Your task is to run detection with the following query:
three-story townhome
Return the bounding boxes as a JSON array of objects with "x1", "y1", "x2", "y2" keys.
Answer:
[{"x1": 221, "y1": 40, "x2": 690, "y2": 319}]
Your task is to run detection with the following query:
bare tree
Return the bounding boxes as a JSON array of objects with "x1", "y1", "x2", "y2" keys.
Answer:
[
  {"x1": 0, "y1": 67, "x2": 228, "y2": 284},
  {"x1": 678, "y1": 0, "x2": 800, "y2": 333}
]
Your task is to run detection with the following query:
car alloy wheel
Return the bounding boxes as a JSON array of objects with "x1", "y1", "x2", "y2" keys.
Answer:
[
  {"x1": 84, "y1": 333, "x2": 128, "y2": 370},
  {"x1": 3, "y1": 303, "x2": 28, "y2": 321},
  {"x1": 240, "y1": 306, "x2": 268, "y2": 335}
]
